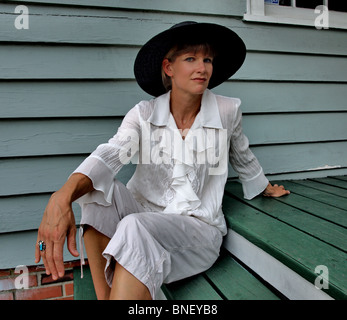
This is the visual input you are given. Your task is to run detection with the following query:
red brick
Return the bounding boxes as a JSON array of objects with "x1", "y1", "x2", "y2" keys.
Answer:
[
  {"x1": 16, "y1": 285, "x2": 63, "y2": 300},
  {"x1": 41, "y1": 269, "x2": 73, "y2": 285},
  {"x1": 0, "y1": 291, "x2": 14, "y2": 300},
  {"x1": 0, "y1": 270, "x2": 11, "y2": 278},
  {"x1": 63, "y1": 260, "x2": 81, "y2": 268},
  {"x1": 64, "y1": 282, "x2": 74, "y2": 296},
  {"x1": 28, "y1": 265, "x2": 46, "y2": 273},
  {"x1": 28, "y1": 275, "x2": 38, "y2": 287}
]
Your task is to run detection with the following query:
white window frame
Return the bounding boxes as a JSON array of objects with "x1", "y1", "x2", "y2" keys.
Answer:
[{"x1": 244, "y1": 0, "x2": 347, "y2": 30}]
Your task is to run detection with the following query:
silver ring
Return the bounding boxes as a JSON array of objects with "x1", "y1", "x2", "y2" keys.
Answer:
[{"x1": 38, "y1": 240, "x2": 46, "y2": 252}]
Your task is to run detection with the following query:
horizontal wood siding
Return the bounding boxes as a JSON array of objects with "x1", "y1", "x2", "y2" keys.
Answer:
[{"x1": 0, "y1": 1, "x2": 346, "y2": 268}]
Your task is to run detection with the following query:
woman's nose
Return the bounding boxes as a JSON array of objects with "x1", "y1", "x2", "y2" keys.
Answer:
[{"x1": 196, "y1": 59, "x2": 207, "y2": 73}]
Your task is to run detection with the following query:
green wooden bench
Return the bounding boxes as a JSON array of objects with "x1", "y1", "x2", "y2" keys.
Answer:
[{"x1": 74, "y1": 176, "x2": 347, "y2": 300}]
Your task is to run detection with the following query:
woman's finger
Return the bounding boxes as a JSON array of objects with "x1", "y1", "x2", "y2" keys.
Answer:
[
  {"x1": 53, "y1": 239, "x2": 66, "y2": 278},
  {"x1": 44, "y1": 241, "x2": 59, "y2": 279},
  {"x1": 34, "y1": 236, "x2": 41, "y2": 264}
]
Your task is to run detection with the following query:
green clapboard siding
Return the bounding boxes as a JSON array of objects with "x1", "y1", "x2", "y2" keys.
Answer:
[
  {"x1": 1, "y1": 46, "x2": 347, "y2": 82},
  {"x1": 0, "y1": 0, "x2": 347, "y2": 271},
  {"x1": 1, "y1": 81, "x2": 347, "y2": 119}
]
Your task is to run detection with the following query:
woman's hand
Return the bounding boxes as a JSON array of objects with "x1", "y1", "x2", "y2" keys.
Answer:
[
  {"x1": 35, "y1": 190, "x2": 79, "y2": 280},
  {"x1": 35, "y1": 173, "x2": 93, "y2": 279},
  {"x1": 262, "y1": 182, "x2": 290, "y2": 198}
]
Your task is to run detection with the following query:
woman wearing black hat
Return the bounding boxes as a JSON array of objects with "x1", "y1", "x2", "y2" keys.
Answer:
[{"x1": 35, "y1": 22, "x2": 289, "y2": 300}]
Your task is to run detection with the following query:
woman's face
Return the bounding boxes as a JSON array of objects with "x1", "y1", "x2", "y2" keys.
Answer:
[{"x1": 162, "y1": 50, "x2": 213, "y2": 96}]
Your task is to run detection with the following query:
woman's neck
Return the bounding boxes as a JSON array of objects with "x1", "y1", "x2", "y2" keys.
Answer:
[{"x1": 170, "y1": 91, "x2": 202, "y2": 130}]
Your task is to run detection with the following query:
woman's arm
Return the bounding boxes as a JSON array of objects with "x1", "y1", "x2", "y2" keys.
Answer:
[
  {"x1": 35, "y1": 173, "x2": 94, "y2": 280},
  {"x1": 228, "y1": 102, "x2": 290, "y2": 199}
]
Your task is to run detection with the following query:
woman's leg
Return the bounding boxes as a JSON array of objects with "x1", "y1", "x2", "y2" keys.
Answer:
[
  {"x1": 109, "y1": 263, "x2": 152, "y2": 300},
  {"x1": 103, "y1": 212, "x2": 223, "y2": 300},
  {"x1": 84, "y1": 225, "x2": 151, "y2": 300},
  {"x1": 83, "y1": 226, "x2": 111, "y2": 300},
  {"x1": 79, "y1": 179, "x2": 147, "y2": 299}
]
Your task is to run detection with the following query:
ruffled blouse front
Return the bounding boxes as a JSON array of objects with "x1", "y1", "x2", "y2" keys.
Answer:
[{"x1": 73, "y1": 90, "x2": 269, "y2": 236}]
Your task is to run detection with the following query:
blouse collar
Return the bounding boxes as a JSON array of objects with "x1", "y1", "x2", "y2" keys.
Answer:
[{"x1": 147, "y1": 89, "x2": 223, "y2": 129}]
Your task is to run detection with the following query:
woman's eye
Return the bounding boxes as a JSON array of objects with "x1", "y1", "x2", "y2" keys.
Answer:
[
  {"x1": 185, "y1": 57, "x2": 194, "y2": 62},
  {"x1": 204, "y1": 58, "x2": 213, "y2": 63}
]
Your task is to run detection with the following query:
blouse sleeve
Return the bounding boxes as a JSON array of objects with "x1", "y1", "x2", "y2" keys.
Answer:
[
  {"x1": 229, "y1": 103, "x2": 269, "y2": 200},
  {"x1": 72, "y1": 105, "x2": 141, "y2": 206}
]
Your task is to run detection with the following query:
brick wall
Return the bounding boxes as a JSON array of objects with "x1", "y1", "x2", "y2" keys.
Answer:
[{"x1": 0, "y1": 260, "x2": 82, "y2": 300}]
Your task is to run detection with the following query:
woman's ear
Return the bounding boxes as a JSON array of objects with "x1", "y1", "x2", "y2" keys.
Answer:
[{"x1": 162, "y1": 58, "x2": 173, "y2": 77}]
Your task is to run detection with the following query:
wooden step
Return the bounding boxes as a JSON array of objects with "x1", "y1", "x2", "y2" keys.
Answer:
[
  {"x1": 223, "y1": 176, "x2": 347, "y2": 300},
  {"x1": 162, "y1": 250, "x2": 280, "y2": 300}
]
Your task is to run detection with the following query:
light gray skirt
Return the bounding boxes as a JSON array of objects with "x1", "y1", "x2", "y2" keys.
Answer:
[{"x1": 80, "y1": 179, "x2": 222, "y2": 299}]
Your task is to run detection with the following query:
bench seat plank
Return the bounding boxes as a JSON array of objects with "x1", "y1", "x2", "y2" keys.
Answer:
[
  {"x1": 312, "y1": 177, "x2": 347, "y2": 190},
  {"x1": 223, "y1": 182, "x2": 347, "y2": 300},
  {"x1": 332, "y1": 176, "x2": 347, "y2": 182},
  {"x1": 271, "y1": 180, "x2": 347, "y2": 228},
  {"x1": 272, "y1": 180, "x2": 347, "y2": 211},
  {"x1": 162, "y1": 274, "x2": 223, "y2": 300},
  {"x1": 224, "y1": 183, "x2": 347, "y2": 252},
  {"x1": 204, "y1": 251, "x2": 280, "y2": 300},
  {"x1": 292, "y1": 179, "x2": 347, "y2": 199}
]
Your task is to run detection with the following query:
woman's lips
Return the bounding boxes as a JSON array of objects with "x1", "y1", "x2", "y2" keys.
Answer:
[{"x1": 192, "y1": 78, "x2": 207, "y2": 82}]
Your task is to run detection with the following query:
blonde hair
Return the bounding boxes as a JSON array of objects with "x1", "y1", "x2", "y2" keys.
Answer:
[{"x1": 161, "y1": 43, "x2": 215, "y2": 92}]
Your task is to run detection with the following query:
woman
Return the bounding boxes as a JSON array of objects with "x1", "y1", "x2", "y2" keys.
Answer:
[{"x1": 35, "y1": 22, "x2": 289, "y2": 300}]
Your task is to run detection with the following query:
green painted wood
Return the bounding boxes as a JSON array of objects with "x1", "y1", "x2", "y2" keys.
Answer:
[
  {"x1": 250, "y1": 141, "x2": 347, "y2": 175},
  {"x1": 242, "y1": 112, "x2": 347, "y2": 145},
  {"x1": 0, "y1": 81, "x2": 151, "y2": 118},
  {"x1": 271, "y1": 180, "x2": 347, "y2": 227},
  {"x1": 2, "y1": 3, "x2": 347, "y2": 56},
  {"x1": 0, "y1": 156, "x2": 85, "y2": 196},
  {"x1": 214, "y1": 82, "x2": 347, "y2": 113},
  {"x1": 0, "y1": 5, "x2": 244, "y2": 46},
  {"x1": 1, "y1": 142, "x2": 346, "y2": 198},
  {"x1": 311, "y1": 177, "x2": 347, "y2": 190},
  {"x1": 2, "y1": 113, "x2": 346, "y2": 157},
  {"x1": 1, "y1": 81, "x2": 347, "y2": 119},
  {"x1": 0, "y1": 118, "x2": 122, "y2": 157},
  {"x1": 73, "y1": 266, "x2": 97, "y2": 300},
  {"x1": 1, "y1": 45, "x2": 346, "y2": 82},
  {"x1": 225, "y1": 182, "x2": 347, "y2": 252},
  {"x1": 0, "y1": 194, "x2": 81, "y2": 233},
  {"x1": 222, "y1": 183, "x2": 347, "y2": 300},
  {"x1": 292, "y1": 179, "x2": 347, "y2": 199},
  {"x1": 0, "y1": 156, "x2": 135, "y2": 197},
  {"x1": 238, "y1": 52, "x2": 347, "y2": 82},
  {"x1": 272, "y1": 180, "x2": 347, "y2": 211},
  {"x1": 204, "y1": 252, "x2": 280, "y2": 300},
  {"x1": 0, "y1": 45, "x2": 137, "y2": 80},
  {"x1": 8, "y1": 0, "x2": 246, "y2": 17},
  {"x1": 162, "y1": 274, "x2": 223, "y2": 300},
  {"x1": 0, "y1": 230, "x2": 82, "y2": 269},
  {"x1": 332, "y1": 176, "x2": 347, "y2": 182}
]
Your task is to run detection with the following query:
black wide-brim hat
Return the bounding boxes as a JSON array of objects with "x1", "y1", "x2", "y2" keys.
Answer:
[{"x1": 134, "y1": 21, "x2": 246, "y2": 97}]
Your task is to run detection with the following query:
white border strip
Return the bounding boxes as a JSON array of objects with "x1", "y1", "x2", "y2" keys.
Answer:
[{"x1": 223, "y1": 229, "x2": 334, "y2": 300}]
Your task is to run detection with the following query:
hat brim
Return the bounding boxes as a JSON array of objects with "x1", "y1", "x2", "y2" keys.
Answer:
[{"x1": 134, "y1": 22, "x2": 246, "y2": 97}]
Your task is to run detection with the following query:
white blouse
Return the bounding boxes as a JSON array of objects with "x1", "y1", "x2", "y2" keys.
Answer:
[{"x1": 73, "y1": 89, "x2": 269, "y2": 236}]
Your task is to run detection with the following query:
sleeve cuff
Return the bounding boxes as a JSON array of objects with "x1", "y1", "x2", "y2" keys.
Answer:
[
  {"x1": 72, "y1": 156, "x2": 115, "y2": 207},
  {"x1": 240, "y1": 168, "x2": 269, "y2": 200}
]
